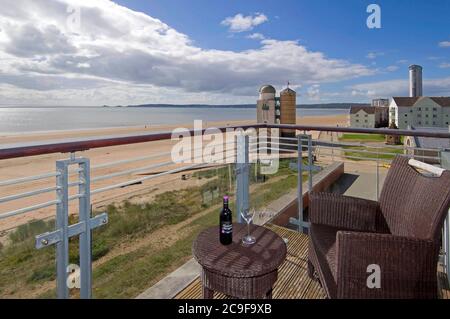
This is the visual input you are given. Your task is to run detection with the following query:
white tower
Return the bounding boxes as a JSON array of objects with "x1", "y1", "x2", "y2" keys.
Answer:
[{"x1": 409, "y1": 65, "x2": 423, "y2": 97}]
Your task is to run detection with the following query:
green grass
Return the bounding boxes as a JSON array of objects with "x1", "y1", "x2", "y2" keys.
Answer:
[
  {"x1": 338, "y1": 133, "x2": 404, "y2": 161},
  {"x1": 91, "y1": 205, "x2": 220, "y2": 298},
  {"x1": 343, "y1": 146, "x2": 404, "y2": 161},
  {"x1": 339, "y1": 133, "x2": 386, "y2": 142},
  {"x1": 2, "y1": 159, "x2": 311, "y2": 299}
]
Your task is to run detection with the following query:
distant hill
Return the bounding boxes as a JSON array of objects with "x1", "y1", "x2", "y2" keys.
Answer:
[
  {"x1": 298, "y1": 103, "x2": 370, "y2": 109},
  {"x1": 126, "y1": 103, "x2": 369, "y2": 109}
]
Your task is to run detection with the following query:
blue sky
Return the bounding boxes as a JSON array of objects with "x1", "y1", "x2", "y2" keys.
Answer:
[
  {"x1": 116, "y1": 0, "x2": 450, "y2": 89},
  {"x1": 0, "y1": 0, "x2": 449, "y2": 105}
]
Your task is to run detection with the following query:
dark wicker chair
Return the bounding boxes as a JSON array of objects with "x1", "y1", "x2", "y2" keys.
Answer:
[{"x1": 307, "y1": 156, "x2": 450, "y2": 299}]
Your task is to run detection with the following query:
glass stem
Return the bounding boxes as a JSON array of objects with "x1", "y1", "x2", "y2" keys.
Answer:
[{"x1": 247, "y1": 221, "x2": 250, "y2": 237}]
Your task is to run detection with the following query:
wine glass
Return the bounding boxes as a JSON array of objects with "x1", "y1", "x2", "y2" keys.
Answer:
[{"x1": 241, "y1": 208, "x2": 256, "y2": 245}]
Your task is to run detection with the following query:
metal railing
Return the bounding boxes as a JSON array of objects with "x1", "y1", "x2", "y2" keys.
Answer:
[{"x1": 0, "y1": 123, "x2": 449, "y2": 298}]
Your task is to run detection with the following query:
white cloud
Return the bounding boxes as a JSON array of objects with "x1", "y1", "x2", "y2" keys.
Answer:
[
  {"x1": 247, "y1": 33, "x2": 265, "y2": 40},
  {"x1": 385, "y1": 65, "x2": 399, "y2": 72},
  {"x1": 0, "y1": 0, "x2": 374, "y2": 105},
  {"x1": 77, "y1": 62, "x2": 91, "y2": 69},
  {"x1": 221, "y1": 13, "x2": 268, "y2": 33},
  {"x1": 439, "y1": 62, "x2": 450, "y2": 69},
  {"x1": 306, "y1": 84, "x2": 321, "y2": 101},
  {"x1": 366, "y1": 52, "x2": 384, "y2": 59},
  {"x1": 350, "y1": 77, "x2": 450, "y2": 98},
  {"x1": 438, "y1": 41, "x2": 450, "y2": 48}
]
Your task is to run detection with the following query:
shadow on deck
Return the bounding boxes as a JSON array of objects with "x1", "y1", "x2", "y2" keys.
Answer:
[{"x1": 175, "y1": 224, "x2": 450, "y2": 300}]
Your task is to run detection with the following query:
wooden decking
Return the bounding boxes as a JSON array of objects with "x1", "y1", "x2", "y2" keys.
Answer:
[
  {"x1": 175, "y1": 223, "x2": 450, "y2": 299},
  {"x1": 175, "y1": 224, "x2": 326, "y2": 299}
]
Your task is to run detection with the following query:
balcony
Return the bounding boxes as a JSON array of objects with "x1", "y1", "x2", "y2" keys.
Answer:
[
  {"x1": 0, "y1": 124, "x2": 449, "y2": 299},
  {"x1": 174, "y1": 223, "x2": 450, "y2": 299}
]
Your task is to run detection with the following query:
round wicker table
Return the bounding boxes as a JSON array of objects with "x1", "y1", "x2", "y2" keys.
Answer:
[{"x1": 192, "y1": 223, "x2": 287, "y2": 299}]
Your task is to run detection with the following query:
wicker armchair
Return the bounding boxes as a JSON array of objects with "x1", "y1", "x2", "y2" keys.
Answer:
[{"x1": 307, "y1": 156, "x2": 450, "y2": 299}]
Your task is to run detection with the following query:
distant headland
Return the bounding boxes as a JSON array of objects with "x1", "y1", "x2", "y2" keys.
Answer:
[{"x1": 123, "y1": 103, "x2": 369, "y2": 109}]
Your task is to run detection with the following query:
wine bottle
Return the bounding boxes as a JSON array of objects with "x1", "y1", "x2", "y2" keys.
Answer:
[{"x1": 220, "y1": 196, "x2": 232, "y2": 245}]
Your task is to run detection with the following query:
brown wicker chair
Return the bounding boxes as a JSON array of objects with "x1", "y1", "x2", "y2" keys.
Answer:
[{"x1": 307, "y1": 156, "x2": 450, "y2": 299}]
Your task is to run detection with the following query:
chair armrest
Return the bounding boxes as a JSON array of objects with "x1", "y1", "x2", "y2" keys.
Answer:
[
  {"x1": 335, "y1": 231, "x2": 438, "y2": 299},
  {"x1": 309, "y1": 192, "x2": 380, "y2": 232}
]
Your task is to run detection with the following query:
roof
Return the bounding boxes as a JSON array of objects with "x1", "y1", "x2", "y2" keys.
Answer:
[
  {"x1": 392, "y1": 96, "x2": 450, "y2": 107},
  {"x1": 430, "y1": 97, "x2": 450, "y2": 107},
  {"x1": 410, "y1": 127, "x2": 450, "y2": 149},
  {"x1": 350, "y1": 106, "x2": 375, "y2": 114},
  {"x1": 259, "y1": 85, "x2": 276, "y2": 94},
  {"x1": 392, "y1": 97, "x2": 420, "y2": 106},
  {"x1": 409, "y1": 64, "x2": 423, "y2": 70},
  {"x1": 280, "y1": 87, "x2": 296, "y2": 95}
]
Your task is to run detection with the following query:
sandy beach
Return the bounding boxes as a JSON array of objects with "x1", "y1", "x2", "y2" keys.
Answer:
[{"x1": 0, "y1": 114, "x2": 348, "y2": 235}]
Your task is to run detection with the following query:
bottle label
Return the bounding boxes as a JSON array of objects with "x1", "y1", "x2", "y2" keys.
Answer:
[{"x1": 221, "y1": 222, "x2": 232, "y2": 234}]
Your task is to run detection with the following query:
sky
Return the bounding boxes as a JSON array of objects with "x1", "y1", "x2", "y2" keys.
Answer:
[{"x1": 0, "y1": 0, "x2": 449, "y2": 106}]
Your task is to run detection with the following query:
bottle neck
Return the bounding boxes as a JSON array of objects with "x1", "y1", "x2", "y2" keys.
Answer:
[{"x1": 223, "y1": 199, "x2": 229, "y2": 208}]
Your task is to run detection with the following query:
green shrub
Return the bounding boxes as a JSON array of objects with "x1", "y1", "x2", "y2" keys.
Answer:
[
  {"x1": 27, "y1": 266, "x2": 55, "y2": 283},
  {"x1": 9, "y1": 219, "x2": 54, "y2": 244}
]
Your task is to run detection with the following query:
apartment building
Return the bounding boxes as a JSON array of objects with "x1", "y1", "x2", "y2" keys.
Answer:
[
  {"x1": 389, "y1": 97, "x2": 450, "y2": 129},
  {"x1": 349, "y1": 106, "x2": 388, "y2": 128}
]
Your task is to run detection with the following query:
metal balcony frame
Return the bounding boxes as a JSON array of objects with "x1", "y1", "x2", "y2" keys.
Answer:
[{"x1": 0, "y1": 123, "x2": 449, "y2": 297}]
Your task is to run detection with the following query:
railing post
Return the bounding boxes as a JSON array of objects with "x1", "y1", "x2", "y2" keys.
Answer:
[
  {"x1": 297, "y1": 135, "x2": 304, "y2": 233},
  {"x1": 55, "y1": 159, "x2": 70, "y2": 299},
  {"x1": 290, "y1": 134, "x2": 312, "y2": 233},
  {"x1": 78, "y1": 158, "x2": 92, "y2": 299},
  {"x1": 331, "y1": 132, "x2": 334, "y2": 162},
  {"x1": 35, "y1": 155, "x2": 108, "y2": 299},
  {"x1": 307, "y1": 134, "x2": 313, "y2": 194},
  {"x1": 376, "y1": 149, "x2": 380, "y2": 200},
  {"x1": 236, "y1": 134, "x2": 249, "y2": 224}
]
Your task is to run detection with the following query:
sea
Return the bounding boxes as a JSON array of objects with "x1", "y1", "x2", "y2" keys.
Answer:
[{"x1": 0, "y1": 107, "x2": 349, "y2": 134}]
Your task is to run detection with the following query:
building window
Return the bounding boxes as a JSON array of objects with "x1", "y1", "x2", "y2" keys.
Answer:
[
  {"x1": 355, "y1": 114, "x2": 359, "y2": 117},
  {"x1": 425, "y1": 114, "x2": 429, "y2": 118},
  {"x1": 446, "y1": 122, "x2": 449, "y2": 125},
  {"x1": 365, "y1": 120, "x2": 368, "y2": 123},
  {"x1": 418, "y1": 121, "x2": 422, "y2": 125},
  {"x1": 425, "y1": 121, "x2": 429, "y2": 125},
  {"x1": 417, "y1": 114, "x2": 421, "y2": 118},
  {"x1": 418, "y1": 107, "x2": 421, "y2": 111},
  {"x1": 425, "y1": 107, "x2": 429, "y2": 111},
  {"x1": 410, "y1": 109, "x2": 413, "y2": 113},
  {"x1": 433, "y1": 108, "x2": 437, "y2": 111},
  {"x1": 356, "y1": 119, "x2": 359, "y2": 122},
  {"x1": 364, "y1": 114, "x2": 368, "y2": 117},
  {"x1": 404, "y1": 121, "x2": 408, "y2": 124},
  {"x1": 405, "y1": 114, "x2": 408, "y2": 117},
  {"x1": 433, "y1": 114, "x2": 437, "y2": 118}
]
